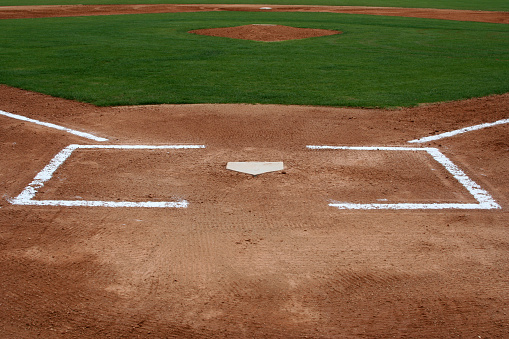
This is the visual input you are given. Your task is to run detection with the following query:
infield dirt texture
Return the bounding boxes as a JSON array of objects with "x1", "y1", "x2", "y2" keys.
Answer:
[{"x1": 0, "y1": 5, "x2": 508, "y2": 338}]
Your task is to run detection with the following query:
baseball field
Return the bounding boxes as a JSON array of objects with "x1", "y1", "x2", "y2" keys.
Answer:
[{"x1": 1, "y1": 1, "x2": 508, "y2": 338}]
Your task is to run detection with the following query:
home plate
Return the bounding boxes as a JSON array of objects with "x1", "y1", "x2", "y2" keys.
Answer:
[{"x1": 226, "y1": 162, "x2": 284, "y2": 176}]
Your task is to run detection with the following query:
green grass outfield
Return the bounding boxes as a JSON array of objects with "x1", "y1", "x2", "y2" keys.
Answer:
[
  {"x1": 1, "y1": 0, "x2": 509, "y2": 12},
  {"x1": 0, "y1": 11, "x2": 508, "y2": 107}
]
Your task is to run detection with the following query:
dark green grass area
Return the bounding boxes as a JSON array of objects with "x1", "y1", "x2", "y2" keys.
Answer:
[
  {"x1": 1, "y1": 0, "x2": 509, "y2": 12},
  {"x1": 0, "y1": 12, "x2": 508, "y2": 107}
]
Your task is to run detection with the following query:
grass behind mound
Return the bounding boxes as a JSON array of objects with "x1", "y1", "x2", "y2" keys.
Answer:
[
  {"x1": 1, "y1": 0, "x2": 509, "y2": 12},
  {"x1": 0, "y1": 11, "x2": 508, "y2": 107}
]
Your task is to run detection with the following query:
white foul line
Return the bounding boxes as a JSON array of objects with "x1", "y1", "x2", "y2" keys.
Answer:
[
  {"x1": 0, "y1": 109, "x2": 108, "y2": 142},
  {"x1": 408, "y1": 118, "x2": 509, "y2": 143},
  {"x1": 9, "y1": 144, "x2": 205, "y2": 208},
  {"x1": 307, "y1": 145, "x2": 500, "y2": 210}
]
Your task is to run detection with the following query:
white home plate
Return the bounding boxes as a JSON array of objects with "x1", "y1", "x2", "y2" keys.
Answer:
[{"x1": 226, "y1": 162, "x2": 284, "y2": 176}]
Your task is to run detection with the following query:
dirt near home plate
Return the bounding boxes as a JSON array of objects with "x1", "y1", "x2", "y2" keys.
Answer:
[{"x1": 1, "y1": 4, "x2": 509, "y2": 339}]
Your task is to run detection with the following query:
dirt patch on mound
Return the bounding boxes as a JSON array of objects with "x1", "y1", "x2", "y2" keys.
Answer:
[{"x1": 189, "y1": 24, "x2": 342, "y2": 41}]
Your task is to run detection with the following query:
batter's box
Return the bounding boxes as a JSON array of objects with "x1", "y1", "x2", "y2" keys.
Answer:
[
  {"x1": 306, "y1": 146, "x2": 500, "y2": 210},
  {"x1": 10, "y1": 144, "x2": 205, "y2": 208}
]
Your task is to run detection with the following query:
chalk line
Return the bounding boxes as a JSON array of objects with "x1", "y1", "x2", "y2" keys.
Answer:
[
  {"x1": 0, "y1": 109, "x2": 108, "y2": 142},
  {"x1": 9, "y1": 144, "x2": 205, "y2": 208},
  {"x1": 307, "y1": 145, "x2": 500, "y2": 210},
  {"x1": 408, "y1": 118, "x2": 509, "y2": 143}
]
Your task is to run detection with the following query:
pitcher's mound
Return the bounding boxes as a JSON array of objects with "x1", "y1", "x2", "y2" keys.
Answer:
[{"x1": 189, "y1": 24, "x2": 342, "y2": 41}]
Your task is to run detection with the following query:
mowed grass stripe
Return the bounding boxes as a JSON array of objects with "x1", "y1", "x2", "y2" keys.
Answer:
[
  {"x1": 0, "y1": 12, "x2": 507, "y2": 107},
  {"x1": 1, "y1": 0, "x2": 509, "y2": 12}
]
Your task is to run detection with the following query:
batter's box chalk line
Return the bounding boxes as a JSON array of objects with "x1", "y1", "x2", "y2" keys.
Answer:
[
  {"x1": 306, "y1": 146, "x2": 501, "y2": 210},
  {"x1": 9, "y1": 144, "x2": 501, "y2": 210},
  {"x1": 9, "y1": 144, "x2": 205, "y2": 208}
]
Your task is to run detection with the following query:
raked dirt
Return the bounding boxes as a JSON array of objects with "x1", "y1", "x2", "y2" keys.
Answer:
[{"x1": 1, "y1": 82, "x2": 508, "y2": 337}]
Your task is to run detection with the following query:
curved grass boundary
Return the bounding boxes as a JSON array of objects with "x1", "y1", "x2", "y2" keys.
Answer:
[{"x1": 0, "y1": 11, "x2": 508, "y2": 107}]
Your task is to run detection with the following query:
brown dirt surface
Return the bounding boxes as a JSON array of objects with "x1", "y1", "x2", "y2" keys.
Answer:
[
  {"x1": 1, "y1": 83, "x2": 508, "y2": 337},
  {"x1": 1, "y1": 3, "x2": 509, "y2": 338},
  {"x1": 189, "y1": 24, "x2": 342, "y2": 41},
  {"x1": 0, "y1": 4, "x2": 508, "y2": 24}
]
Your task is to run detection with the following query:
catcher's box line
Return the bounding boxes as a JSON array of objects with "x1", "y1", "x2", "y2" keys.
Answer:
[
  {"x1": 306, "y1": 145, "x2": 500, "y2": 210},
  {"x1": 9, "y1": 144, "x2": 205, "y2": 208},
  {"x1": 0, "y1": 109, "x2": 108, "y2": 142},
  {"x1": 408, "y1": 118, "x2": 509, "y2": 143}
]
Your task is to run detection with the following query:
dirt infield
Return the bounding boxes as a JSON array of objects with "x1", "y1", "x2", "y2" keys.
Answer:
[
  {"x1": 1, "y1": 4, "x2": 509, "y2": 338},
  {"x1": 1, "y1": 83, "x2": 508, "y2": 337},
  {"x1": 1, "y1": 4, "x2": 508, "y2": 23}
]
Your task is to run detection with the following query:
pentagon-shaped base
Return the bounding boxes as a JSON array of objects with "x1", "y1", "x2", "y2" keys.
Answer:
[{"x1": 226, "y1": 162, "x2": 284, "y2": 176}]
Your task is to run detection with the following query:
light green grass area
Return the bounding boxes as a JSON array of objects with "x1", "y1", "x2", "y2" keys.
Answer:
[
  {"x1": 1, "y1": 0, "x2": 509, "y2": 11},
  {"x1": 0, "y1": 12, "x2": 508, "y2": 107}
]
